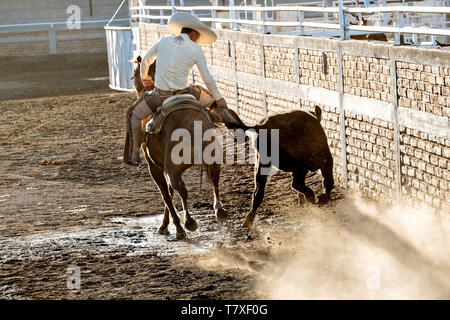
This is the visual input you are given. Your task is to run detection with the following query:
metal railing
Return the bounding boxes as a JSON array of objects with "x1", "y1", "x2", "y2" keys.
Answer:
[
  {"x1": 130, "y1": 3, "x2": 450, "y2": 44},
  {"x1": 0, "y1": 19, "x2": 129, "y2": 54}
]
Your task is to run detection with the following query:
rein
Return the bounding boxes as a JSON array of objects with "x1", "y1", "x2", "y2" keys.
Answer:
[{"x1": 139, "y1": 80, "x2": 154, "y2": 94}]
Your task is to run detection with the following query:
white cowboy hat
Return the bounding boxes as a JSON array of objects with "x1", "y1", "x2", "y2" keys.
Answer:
[{"x1": 168, "y1": 12, "x2": 217, "y2": 44}]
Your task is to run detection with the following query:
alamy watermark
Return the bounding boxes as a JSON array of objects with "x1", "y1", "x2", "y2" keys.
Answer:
[
  {"x1": 169, "y1": 121, "x2": 279, "y2": 175},
  {"x1": 67, "y1": 265, "x2": 81, "y2": 290},
  {"x1": 66, "y1": 5, "x2": 81, "y2": 29},
  {"x1": 366, "y1": 265, "x2": 381, "y2": 290}
]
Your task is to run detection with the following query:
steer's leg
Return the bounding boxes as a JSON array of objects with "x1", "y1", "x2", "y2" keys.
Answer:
[
  {"x1": 148, "y1": 163, "x2": 186, "y2": 240},
  {"x1": 207, "y1": 164, "x2": 228, "y2": 222},
  {"x1": 242, "y1": 160, "x2": 268, "y2": 230},
  {"x1": 318, "y1": 158, "x2": 334, "y2": 205},
  {"x1": 292, "y1": 167, "x2": 315, "y2": 205}
]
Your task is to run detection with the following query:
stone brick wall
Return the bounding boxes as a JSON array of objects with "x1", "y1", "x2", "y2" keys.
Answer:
[
  {"x1": 396, "y1": 62, "x2": 449, "y2": 117},
  {"x1": 264, "y1": 46, "x2": 296, "y2": 82},
  {"x1": 139, "y1": 25, "x2": 159, "y2": 52},
  {"x1": 400, "y1": 128, "x2": 450, "y2": 212},
  {"x1": 136, "y1": 23, "x2": 449, "y2": 213},
  {"x1": 300, "y1": 49, "x2": 339, "y2": 91},
  {"x1": 266, "y1": 92, "x2": 296, "y2": 116},
  {"x1": 237, "y1": 84, "x2": 265, "y2": 125},
  {"x1": 235, "y1": 42, "x2": 262, "y2": 76},
  {"x1": 343, "y1": 55, "x2": 391, "y2": 102},
  {"x1": 212, "y1": 40, "x2": 233, "y2": 69},
  {"x1": 345, "y1": 113, "x2": 397, "y2": 203}
]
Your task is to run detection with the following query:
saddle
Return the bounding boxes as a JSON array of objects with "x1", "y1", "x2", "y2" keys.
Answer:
[{"x1": 146, "y1": 94, "x2": 220, "y2": 134}]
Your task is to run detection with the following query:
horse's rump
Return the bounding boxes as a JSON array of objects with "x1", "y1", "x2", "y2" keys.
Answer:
[{"x1": 145, "y1": 95, "x2": 221, "y2": 134}]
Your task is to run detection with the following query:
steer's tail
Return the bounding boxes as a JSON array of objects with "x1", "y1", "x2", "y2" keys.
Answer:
[{"x1": 309, "y1": 105, "x2": 322, "y2": 122}]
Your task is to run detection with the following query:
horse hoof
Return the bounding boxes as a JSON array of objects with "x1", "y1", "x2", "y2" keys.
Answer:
[
  {"x1": 185, "y1": 218, "x2": 198, "y2": 232},
  {"x1": 318, "y1": 194, "x2": 329, "y2": 206},
  {"x1": 215, "y1": 208, "x2": 228, "y2": 222},
  {"x1": 176, "y1": 229, "x2": 186, "y2": 240},
  {"x1": 157, "y1": 226, "x2": 169, "y2": 235}
]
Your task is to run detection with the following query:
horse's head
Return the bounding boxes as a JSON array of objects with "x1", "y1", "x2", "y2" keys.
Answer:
[{"x1": 130, "y1": 55, "x2": 156, "y2": 94}]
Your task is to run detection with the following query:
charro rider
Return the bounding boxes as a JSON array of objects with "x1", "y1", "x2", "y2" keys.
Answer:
[{"x1": 123, "y1": 12, "x2": 240, "y2": 166}]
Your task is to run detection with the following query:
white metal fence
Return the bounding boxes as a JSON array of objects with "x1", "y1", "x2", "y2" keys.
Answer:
[
  {"x1": 130, "y1": 2, "x2": 450, "y2": 45},
  {"x1": 0, "y1": 19, "x2": 129, "y2": 55}
]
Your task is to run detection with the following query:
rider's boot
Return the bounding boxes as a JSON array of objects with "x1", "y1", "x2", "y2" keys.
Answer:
[
  {"x1": 126, "y1": 97, "x2": 154, "y2": 166},
  {"x1": 129, "y1": 114, "x2": 142, "y2": 166}
]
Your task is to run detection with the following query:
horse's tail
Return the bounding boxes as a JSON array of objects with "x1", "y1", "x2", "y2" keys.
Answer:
[{"x1": 223, "y1": 122, "x2": 256, "y2": 131}]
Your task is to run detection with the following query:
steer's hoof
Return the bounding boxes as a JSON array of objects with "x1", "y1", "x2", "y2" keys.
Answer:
[
  {"x1": 157, "y1": 226, "x2": 169, "y2": 235},
  {"x1": 318, "y1": 194, "x2": 330, "y2": 206},
  {"x1": 241, "y1": 215, "x2": 254, "y2": 230},
  {"x1": 215, "y1": 208, "x2": 228, "y2": 222},
  {"x1": 185, "y1": 218, "x2": 198, "y2": 232},
  {"x1": 298, "y1": 194, "x2": 306, "y2": 207},
  {"x1": 176, "y1": 229, "x2": 186, "y2": 240}
]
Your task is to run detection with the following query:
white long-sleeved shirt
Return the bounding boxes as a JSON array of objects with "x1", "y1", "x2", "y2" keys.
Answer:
[{"x1": 140, "y1": 33, "x2": 222, "y2": 101}]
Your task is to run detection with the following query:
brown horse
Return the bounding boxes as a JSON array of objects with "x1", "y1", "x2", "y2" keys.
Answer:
[
  {"x1": 130, "y1": 56, "x2": 252, "y2": 239},
  {"x1": 142, "y1": 102, "x2": 228, "y2": 240},
  {"x1": 131, "y1": 58, "x2": 230, "y2": 240}
]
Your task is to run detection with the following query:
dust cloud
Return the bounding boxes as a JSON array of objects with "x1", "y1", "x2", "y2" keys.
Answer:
[{"x1": 201, "y1": 193, "x2": 450, "y2": 299}]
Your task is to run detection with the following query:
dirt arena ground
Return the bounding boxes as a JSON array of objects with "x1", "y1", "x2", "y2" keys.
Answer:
[{"x1": 1, "y1": 53, "x2": 449, "y2": 300}]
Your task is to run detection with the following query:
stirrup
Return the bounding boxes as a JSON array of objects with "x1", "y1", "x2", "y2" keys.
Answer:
[
  {"x1": 121, "y1": 156, "x2": 140, "y2": 166},
  {"x1": 127, "y1": 161, "x2": 140, "y2": 167}
]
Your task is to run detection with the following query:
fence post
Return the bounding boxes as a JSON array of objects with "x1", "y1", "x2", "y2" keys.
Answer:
[
  {"x1": 229, "y1": 0, "x2": 239, "y2": 31},
  {"x1": 48, "y1": 23, "x2": 57, "y2": 54},
  {"x1": 231, "y1": 40, "x2": 239, "y2": 115},
  {"x1": 394, "y1": 22, "x2": 399, "y2": 44},
  {"x1": 262, "y1": 11, "x2": 267, "y2": 34},
  {"x1": 390, "y1": 51, "x2": 402, "y2": 200},
  {"x1": 298, "y1": 11, "x2": 304, "y2": 36},
  {"x1": 338, "y1": 0, "x2": 348, "y2": 40},
  {"x1": 261, "y1": 44, "x2": 267, "y2": 116},
  {"x1": 322, "y1": 0, "x2": 328, "y2": 23},
  {"x1": 211, "y1": 9, "x2": 216, "y2": 29},
  {"x1": 430, "y1": 24, "x2": 436, "y2": 45},
  {"x1": 395, "y1": 11, "x2": 404, "y2": 45},
  {"x1": 295, "y1": 47, "x2": 301, "y2": 110},
  {"x1": 337, "y1": 42, "x2": 348, "y2": 187},
  {"x1": 412, "y1": 23, "x2": 418, "y2": 45}
]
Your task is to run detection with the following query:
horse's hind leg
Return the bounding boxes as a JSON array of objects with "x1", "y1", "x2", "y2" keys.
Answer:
[
  {"x1": 292, "y1": 167, "x2": 315, "y2": 205},
  {"x1": 167, "y1": 168, "x2": 198, "y2": 232},
  {"x1": 158, "y1": 185, "x2": 173, "y2": 235},
  {"x1": 207, "y1": 164, "x2": 228, "y2": 222},
  {"x1": 148, "y1": 164, "x2": 186, "y2": 240}
]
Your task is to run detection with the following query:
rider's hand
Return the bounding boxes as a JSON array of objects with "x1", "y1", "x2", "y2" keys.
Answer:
[
  {"x1": 142, "y1": 78, "x2": 153, "y2": 87},
  {"x1": 215, "y1": 98, "x2": 227, "y2": 108}
]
